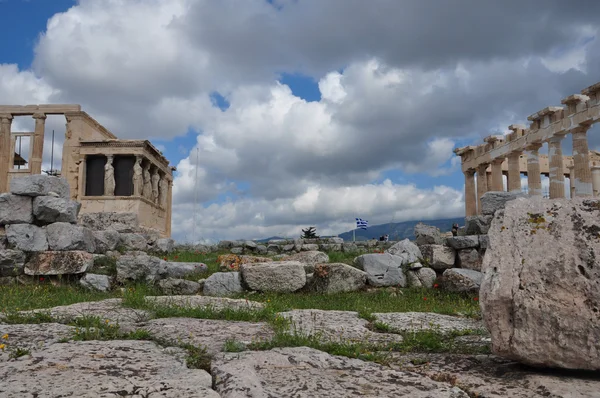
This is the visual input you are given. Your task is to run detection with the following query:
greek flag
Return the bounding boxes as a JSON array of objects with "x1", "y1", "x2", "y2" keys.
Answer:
[{"x1": 356, "y1": 218, "x2": 368, "y2": 230}]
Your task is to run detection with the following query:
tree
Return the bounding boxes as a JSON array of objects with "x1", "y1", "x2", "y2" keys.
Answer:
[{"x1": 301, "y1": 226, "x2": 319, "y2": 239}]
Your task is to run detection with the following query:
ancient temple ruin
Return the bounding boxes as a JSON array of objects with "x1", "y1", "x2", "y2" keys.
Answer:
[
  {"x1": 0, "y1": 105, "x2": 174, "y2": 236},
  {"x1": 454, "y1": 82, "x2": 600, "y2": 216}
]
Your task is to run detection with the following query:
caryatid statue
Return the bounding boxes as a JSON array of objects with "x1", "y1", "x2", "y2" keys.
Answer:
[
  {"x1": 142, "y1": 162, "x2": 152, "y2": 199},
  {"x1": 151, "y1": 167, "x2": 160, "y2": 204},
  {"x1": 133, "y1": 156, "x2": 143, "y2": 196},
  {"x1": 104, "y1": 155, "x2": 115, "y2": 196},
  {"x1": 158, "y1": 175, "x2": 168, "y2": 208}
]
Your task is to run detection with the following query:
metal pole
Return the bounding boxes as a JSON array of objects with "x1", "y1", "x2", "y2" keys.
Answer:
[
  {"x1": 193, "y1": 147, "x2": 199, "y2": 244},
  {"x1": 50, "y1": 130, "x2": 54, "y2": 173}
]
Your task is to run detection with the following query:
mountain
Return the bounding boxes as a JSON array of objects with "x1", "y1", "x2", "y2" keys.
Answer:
[{"x1": 337, "y1": 217, "x2": 464, "y2": 241}]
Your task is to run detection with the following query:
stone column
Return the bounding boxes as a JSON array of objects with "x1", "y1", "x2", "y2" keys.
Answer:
[
  {"x1": 490, "y1": 159, "x2": 504, "y2": 191},
  {"x1": 572, "y1": 127, "x2": 593, "y2": 197},
  {"x1": 133, "y1": 155, "x2": 143, "y2": 196},
  {"x1": 31, "y1": 113, "x2": 46, "y2": 175},
  {"x1": 464, "y1": 169, "x2": 476, "y2": 217},
  {"x1": 0, "y1": 114, "x2": 13, "y2": 193},
  {"x1": 548, "y1": 135, "x2": 565, "y2": 199},
  {"x1": 507, "y1": 152, "x2": 522, "y2": 192},
  {"x1": 476, "y1": 163, "x2": 489, "y2": 214},
  {"x1": 63, "y1": 112, "x2": 84, "y2": 199},
  {"x1": 591, "y1": 166, "x2": 600, "y2": 197},
  {"x1": 526, "y1": 143, "x2": 543, "y2": 196},
  {"x1": 151, "y1": 167, "x2": 160, "y2": 204},
  {"x1": 568, "y1": 165, "x2": 575, "y2": 199},
  {"x1": 166, "y1": 178, "x2": 173, "y2": 237}
]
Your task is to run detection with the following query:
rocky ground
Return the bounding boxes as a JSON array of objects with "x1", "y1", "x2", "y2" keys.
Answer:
[{"x1": 1, "y1": 296, "x2": 599, "y2": 397}]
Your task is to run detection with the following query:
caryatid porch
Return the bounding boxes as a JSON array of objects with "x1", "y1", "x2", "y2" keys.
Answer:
[{"x1": 454, "y1": 81, "x2": 600, "y2": 216}]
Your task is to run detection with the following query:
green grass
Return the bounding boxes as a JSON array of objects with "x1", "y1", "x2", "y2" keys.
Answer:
[{"x1": 89, "y1": 256, "x2": 117, "y2": 276}]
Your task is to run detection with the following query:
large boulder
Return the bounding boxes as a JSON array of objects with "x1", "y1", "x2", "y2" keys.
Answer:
[
  {"x1": 480, "y1": 197, "x2": 600, "y2": 370},
  {"x1": 153, "y1": 238, "x2": 175, "y2": 253},
  {"x1": 419, "y1": 244, "x2": 456, "y2": 270},
  {"x1": 46, "y1": 222, "x2": 96, "y2": 252},
  {"x1": 24, "y1": 251, "x2": 93, "y2": 275},
  {"x1": 218, "y1": 254, "x2": 272, "y2": 272},
  {"x1": 164, "y1": 261, "x2": 208, "y2": 278},
  {"x1": 305, "y1": 263, "x2": 367, "y2": 293},
  {"x1": 92, "y1": 230, "x2": 121, "y2": 253},
  {"x1": 32, "y1": 196, "x2": 81, "y2": 224},
  {"x1": 0, "y1": 249, "x2": 26, "y2": 276},
  {"x1": 286, "y1": 250, "x2": 330, "y2": 272},
  {"x1": 464, "y1": 215, "x2": 493, "y2": 235},
  {"x1": 120, "y1": 233, "x2": 148, "y2": 251},
  {"x1": 445, "y1": 236, "x2": 480, "y2": 250},
  {"x1": 480, "y1": 191, "x2": 525, "y2": 216},
  {"x1": 406, "y1": 266, "x2": 437, "y2": 288},
  {"x1": 241, "y1": 261, "x2": 306, "y2": 293},
  {"x1": 5, "y1": 224, "x2": 48, "y2": 251},
  {"x1": 385, "y1": 239, "x2": 422, "y2": 263},
  {"x1": 203, "y1": 272, "x2": 244, "y2": 297},
  {"x1": 457, "y1": 248, "x2": 482, "y2": 271},
  {"x1": 0, "y1": 193, "x2": 33, "y2": 224},
  {"x1": 414, "y1": 223, "x2": 444, "y2": 245},
  {"x1": 9, "y1": 175, "x2": 70, "y2": 198},
  {"x1": 158, "y1": 278, "x2": 201, "y2": 295},
  {"x1": 80, "y1": 273, "x2": 111, "y2": 292},
  {"x1": 79, "y1": 212, "x2": 140, "y2": 233},
  {"x1": 442, "y1": 268, "x2": 482, "y2": 292},
  {"x1": 353, "y1": 253, "x2": 406, "y2": 287},
  {"x1": 116, "y1": 252, "x2": 167, "y2": 283}
]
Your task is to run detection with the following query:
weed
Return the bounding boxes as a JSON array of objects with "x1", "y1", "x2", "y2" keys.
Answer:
[
  {"x1": 8, "y1": 347, "x2": 30, "y2": 359},
  {"x1": 224, "y1": 339, "x2": 246, "y2": 353}
]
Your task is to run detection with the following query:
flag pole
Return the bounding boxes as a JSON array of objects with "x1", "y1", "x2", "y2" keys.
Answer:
[{"x1": 353, "y1": 228, "x2": 355, "y2": 243}]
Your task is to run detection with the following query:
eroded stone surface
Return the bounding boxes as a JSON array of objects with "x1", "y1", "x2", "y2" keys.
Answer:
[
  {"x1": 9, "y1": 175, "x2": 70, "y2": 199},
  {"x1": 203, "y1": 272, "x2": 244, "y2": 297},
  {"x1": 373, "y1": 312, "x2": 486, "y2": 334},
  {"x1": 0, "y1": 323, "x2": 75, "y2": 361},
  {"x1": 241, "y1": 261, "x2": 306, "y2": 293},
  {"x1": 0, "y1": 340, "x2": 218, "y2": 397},
  {"x1": 278, "y1": 309, "x2": 403, "y2": 345},
  {"x1": 25, "y1": 251, "x2": 93, "y2": 275},
  {"x1": 212, "y1": 347, "x2": 469, "y2": 398},
  {"x1": 443, "y1": 268, "x2": 482, "y2": 293},
  {"x1": 304, "y1": 262, "x2": 366, "y2": 293},
  {"x1": 145, "y1": 295, "x2": 265, "y2": 311},
  {"x1": 0, "y1": 193, "x2": 33, "y2": 224}
]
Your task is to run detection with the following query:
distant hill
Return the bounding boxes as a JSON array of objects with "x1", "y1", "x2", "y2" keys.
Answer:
[{"x1": 337, "y1": 217, "x2": 464, "y2": 242}]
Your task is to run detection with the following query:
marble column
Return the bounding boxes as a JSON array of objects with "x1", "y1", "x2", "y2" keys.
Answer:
[
  {"x1": 0, "y1": 114, "x2": 13, "y2": 193},
  {"x1": 568, "y1": 165, "x2": 575, "y2": 199},
  {"x1": 592, "y1": 167, "x2": 600, "y2": 197},
  {"x1": 548, "y1": 136, "x2": 565, "y2": 199},
  {"x1": 490, "y1": 159, "x2": 504, "y2": 191},
  {"x1": 31, "y1": 113, "x2": 46, "y2": 175},
  {"x1": 476, "y1": 163, "x2": 489, "y2": 215},
  {"x1": 464, "y1": 169, "x2": 476, "y2": 217},
  {"x1": 526, "y1": 143, "x2": 543, "y2": 197},
  {"x1": 507, "y1": 152, "x2": 522, "y2": 192},
  {"x1": 572, "y1": 127, "x2": 593, "y2": 197}
]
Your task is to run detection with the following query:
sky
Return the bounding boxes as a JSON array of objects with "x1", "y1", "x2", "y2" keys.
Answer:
[{"x1": 1, "y1": 0, "x2": 599, "y2": 243}]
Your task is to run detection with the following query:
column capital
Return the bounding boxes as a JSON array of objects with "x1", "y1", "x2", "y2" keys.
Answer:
[
  {"x1": 32, "y1": 113, "x2": 47, "y2": 120},
  {"x1": 0, "y1": 113, "x2": 13, "y2": 122},
  {"x1": 525, "y1": 142, "x2": 543, "y2": 151},
  {"x1": 548, "y1": 134, "x2": 565, "y2": 144},
  {"x1": 463, "y1": 168, "x2": 475, "y2": 176},
  {"x1": 491, "y1": 158, "x2": 505, "y2": 165}
]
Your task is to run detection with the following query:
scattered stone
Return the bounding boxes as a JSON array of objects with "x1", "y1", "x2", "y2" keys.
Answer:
[
  {"x1": 120, "y1": 232, "x2": 148, "y2": 251},
  {"x1": 464, "y1": 215, "x2": 493, "y2": 235},
  {"x1": 0, "y1": 249, "x2": 26, "y2": 277},
  {"x1": 353, "y1": 253, "x2": 406, "y2": 287},
  {"x1": 6, "y1": 224, "x2": 48, "y2": 251},
  {"x1": 286, "y1": 250, "x2": 330, "y2": 272},
  {"x1": 341, "y1": 242, "x2": 360, "y2": 253},
  {"x1": 282, "y1": 243, "x2": 295, "y2": 252},
  {"x1": 241, "y1": 261, "x2": 306, "y2": 293},
  {"x1": 32, "y1": 196, "x2": 80, "y2": 224},
  {"x1": 481, "y1": 191, "x2": 525, "y2": 216},
  {"x1": 373, "y1": 312, "x2": 486, "y2": 334},
  {"x1": 0, "y1": 193, "x2": 33, "y2": 224},
  {"x1": 443, "y1": 268, "x2": 482, "y2": 293},
  {"x1": 142, "y1": 318, "x2": 274, "y2": 355},
  {"x1": 230, "y1": 247, "x2": 243, "y2": 254},
  {"x1": 446, "y1": 235, "x2": 480, "y2": 250},
  {"x1": 78, "y1": 211, "x2": 140, "y2": 233},
  {"x1": 46, "y1": 222, "x2": 96, "y2": 252},
  {"x1": 305, "y1": 263, "x2": 367, "y2": 294},
  {"x1": 457, "y1": 248, "x2": 482, "y2": 271},
  {"x1": 481, "y1": 197, "x2": 600, "y2": 370},
  {"x1": 203, "y1": 272, "x2": 244, "y2": 297},
  {"x1": 9, "y1": 175, "x2": 70, "y2": 198},
  {"x1": 165, "y1": 261, "x2": 207, "y2": 278},
  {"x1": 218, "y1": 254, "x2": 271, "y2": 272},
  {"x1": 244, "y1": 240, "x2": 257, "y2": 250},
  {"x1": 255, "y1": 244, "x2": 268, "y2": 254},
  {"x1": 92, "y1": 229, "x2": 121, "y2": 253},
  {"x1": 145, "y1": 295, "x2": 265, "y2": 311},
  {"x1": 386, "y1": 239, "x2": 422, "y2": 263},
  {"x1": 212, "y1": 347, "x2": 469, "y2": 397},
  {"x1": 79, "y1": 273, "x2": 111, "y2": 292},
  {"x1": 420, "y1": 244, "x2": 456, "y2": 270},
  {"x1": 154, "y1": 237, "x2": 175, "y2": 253},
  {"x1": 158, "y1": 278, "x2": 201, "y2": 295},
  {"x1": 414, "y1": 223, "x2": 444, "y2": 245},
  {"x1": 0, "y1": 340, "x2": 218, "y2": 397},
  {"x1": 24, "y1": 251, "x2": 93, "y2": 275},
  {"x1": 406, "y1": 266, "x2": 437, "y2": 288},
  {"x1": 116, "y1": 252, "x2": 167, "y2": 283},
  {"x1": 301, "y1": 243, "x2": 319, "y2": 251}
]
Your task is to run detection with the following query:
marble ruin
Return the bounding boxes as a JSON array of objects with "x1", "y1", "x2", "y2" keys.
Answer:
[
  {"x1": 455, "y1": 82, "x2": 600, "y2": 216},
  {"x1": 0, "y1": 105, "x2": 174, "y2": 236}
]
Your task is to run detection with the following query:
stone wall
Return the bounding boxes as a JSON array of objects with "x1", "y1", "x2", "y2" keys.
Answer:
[{"x1": 215, "y1": 238, "x2": 397, "y2": 255}]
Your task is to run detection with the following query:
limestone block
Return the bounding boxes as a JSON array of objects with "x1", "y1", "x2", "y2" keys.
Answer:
[
  {"x1": 164, "y1": 261, "x2": 208, "y2": 278},
  {"x1": 203, "y1": 272, "x2": 244, "y2": 297},
  {"x1": 0, "y1": 249, "x2": 26, "y2": 276},
  {"x1": 6, "y1": 224, "x2": 48, "y2": 251},
  {"x1": 25, "y1": 251, "x2": 93, "y2": 275},
  {"x1": 255, "y1": 244, "x2": 268, "y2": 254},
  {"x1": 481, "y1": 197, "x2": 600, "y2": 370},
  {"x1": 301, "y1": 243, "x2": 319, "y2": 251},
  {"x1": 464, "y1": 215, "x2": 493, "y2": 235},
  {"x1": 385, "y1": 239, "x2": 422, "y2": 263},
  {"x1": 406, "y1": 266, "x2": 437, "y2": 288},
  {"x1": 46, "y1": 222, "x2": 96, "y2": 252},
  {"x1": 92, "y1": 230, "x2": 121, "y2": 254},
  {"x1": 282, "y1": 244, "x2": 295, "y2": 252},
  {"x1": 79, "y1": 273, "x2": 111, "y2": 292},
  {"x1": 78, "y1": 211, "x2": 140, "y2": 232},
  {"x1": 304, "y1": 263, "x2": 367, "y2": 294},
  {"x1": 218, "y1": 240, "x2": 234, "y2": 249},
  {"x1": 244, "y1": 240, "x2": 257, "y2": 249},
  {"x1": 354, "y1": 253, "x2": 406, "y2": 287},
  {"x1": 116, "y1": 252, "x2": 167, "y2": 283},
  {"x1": 341, "y1": 243, "x2": 360, "y2": 253},
  {"x1": 419, "y1": 244, "x2": 456, "y2": 270},
  {"x1": 158, "y1": 278, "x2": 201, "y2": 295},
  {"x1": 32, "y1": 196, "x2": 81, "y2": 224},
  {"x1": 480, "y1": 191, "x2": 526, "y2": 216},
  {"x1": 442, "y1": 268, "x2": 482, "y2": 293},
  {"x1": 266, "y1": 244, "x2": 281, "y2": 253},
  {"x1": 9, "y1": 175, "x2": 70, "y2": 198},
  {"x1": 241, "y1": 261, "x2": 306, "y2": 293},
  {"x1": 120, "y1": 233, "x2": 148, "y2": 251},
  {"x1": 457, "y1": 248, "x2": 482, "y2": 271},
  {"x1": 414, "y1": 223, "x2": 444, "y2": 245},
  {"x1": 328, "y1": 237, "x2": 344, "y2": 244},
  {"x1": 0, "y1": 193, "x2": 33, "y2": 224},
  {"x1": 446, "y1": 235, "x2": 479, "y2": 250},
  {"x1": 230, "y1": 247, "x2": 243, "y2": 254},
  {"x1": 286, "y1": 251, "x2": 330, "y2": 272}
]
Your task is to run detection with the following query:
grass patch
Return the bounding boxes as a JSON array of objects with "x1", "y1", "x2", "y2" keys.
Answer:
[
  {"x1": 224, "y1": 339, "x2": 247, "y2": 353},
  {"x1": 90, "y1": 256, "x2": 117, "y2": 276},
  {"x1": 0, "y1": 310, "x2": 57, "y2": 324},
  {"x1": 8, "y1": 347, "x2": 31, "y2": 359}
]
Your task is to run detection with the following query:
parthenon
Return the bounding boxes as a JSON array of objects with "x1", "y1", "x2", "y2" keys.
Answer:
[
  {"x1": 0, "y1": 105, "x2": 174, "y2": 236},
  {"x1": 454, "y1": 81, "x2": 600, "y2": 216}
]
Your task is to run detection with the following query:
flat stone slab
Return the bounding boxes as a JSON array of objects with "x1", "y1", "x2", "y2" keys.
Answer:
[
  {"x1": 278, "y1": 309, "x2": 403, "y2": 345},
  {"x1": 0, "y1": 340, "x2": 219, "y2": 397},
  {"x1": 0, "y1": 323, "x2": 75, "y2": 362},
  {"x1": 20, "y1": 299, "x2": 151, "y2": 327},
  {"x1": 145, "y1": 295, "x2": 265, "y2": 311},
  {"x1": 373, "y1": 312, "x2": 487, "y2": 334},
  {"x1": 390, "y1": 353, "x2": 600, "y2": 398},
  {"x1": 142, "y1": 318, "x2": 274, "y2": 355},
  {"x1": 212, "y1": 347, "x2": 469, "y2": 397}
]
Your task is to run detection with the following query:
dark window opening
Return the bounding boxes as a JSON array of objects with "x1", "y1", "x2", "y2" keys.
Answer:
[
  {"x1": 114, "y1": 155, "x2": 135, "y2": 196},
  {"x1": 85, "y1": 155, "x2": 106, "y2": 196}
]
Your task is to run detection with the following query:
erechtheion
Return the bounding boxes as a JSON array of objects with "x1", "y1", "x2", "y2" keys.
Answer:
[
  {"x1": 454, "y1": 82, "x2": 600, "y2": 216},
  {"x1": 0, "y1": 105, "x2": 174, "y2": 236}
]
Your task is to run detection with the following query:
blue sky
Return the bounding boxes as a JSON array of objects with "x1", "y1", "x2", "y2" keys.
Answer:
[{"x1": 1, "y1": 0, "x2": 597, "y2": 241}]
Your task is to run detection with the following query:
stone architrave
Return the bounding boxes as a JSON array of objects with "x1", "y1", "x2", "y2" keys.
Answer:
[
  {"x1": 142, "y1": 163, "x2": 152, "y2": 199},
  {"x1": 151, "y1": 167, "x2": 160, "y2": 204},
  {"x1": 104, "y1": 155, "x2": 115, "y2": 196},
  {"x1": 132, "y1": 155, "x2": 143, "y2": 196},
  {"x1": 158, "y1": 175, "x2": 168, "y2": 208}
]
